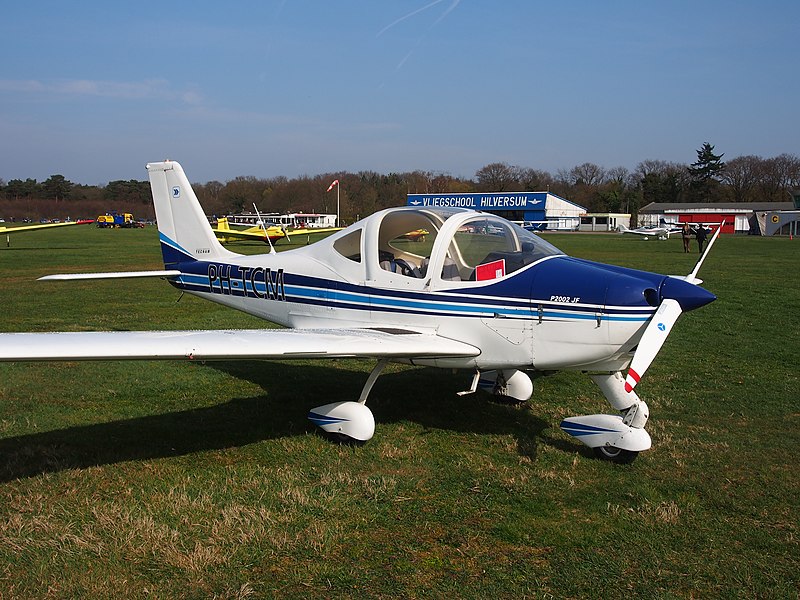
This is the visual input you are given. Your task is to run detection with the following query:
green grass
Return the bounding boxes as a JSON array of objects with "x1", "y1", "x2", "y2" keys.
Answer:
[{"x1": 1, "y1": 226, "x2": 798, "y2": 598}]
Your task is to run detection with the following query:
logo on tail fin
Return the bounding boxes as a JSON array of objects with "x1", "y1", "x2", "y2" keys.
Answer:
[{"x1": 172, "y1": 186, "x2": 181, "y2": 199}]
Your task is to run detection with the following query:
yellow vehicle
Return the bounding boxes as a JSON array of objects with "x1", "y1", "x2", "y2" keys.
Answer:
[{"x1": 96, "y1": 213, "x2": 135, "y2": 228}]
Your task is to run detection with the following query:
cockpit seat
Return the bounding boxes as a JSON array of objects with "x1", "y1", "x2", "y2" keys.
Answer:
[
  {"x1": 380, "y1": 252, "x2": 421, "y2": 278},
  {"x1": 441, "y1": 256, "x2": 461, "y2": 281},
  {"x1": 419, "y1": 255, "x2": 461, "y2": 281}
]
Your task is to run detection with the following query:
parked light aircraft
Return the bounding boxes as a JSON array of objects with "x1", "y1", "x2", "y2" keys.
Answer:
[
  {"x1": 620, "y1": 219, "x2": 720, "y2": 240},
  {"x1": 618, "y1": 222, "x2": 682, "y2": 240},
  {"x1": 212, "y1": 216, "x2": 287, "y2": 245},
  {"x1": 0, "y1": 161, "x2": 721, "y2": 463},
  {"x1": 213, "y1": 216, "x2": 341, "y2": 246},
  {"x1": 523, "y1": 220, "x2": 579, "y2": 232}
]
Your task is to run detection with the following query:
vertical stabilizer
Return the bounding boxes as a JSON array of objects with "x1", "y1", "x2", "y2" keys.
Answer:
[{"x1": 146, "y1": 160, "x2": 237, "y2": 267}]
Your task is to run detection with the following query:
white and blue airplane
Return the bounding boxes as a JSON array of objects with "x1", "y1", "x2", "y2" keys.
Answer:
[
  {"x1": 618, "y1": 221, "x2": 682, "y2": 240},
  {"x1": 0, "y1": 161, "x2": 721, "y2": 463},
  {"x1": 620, "y1": 219, "x2": 720, "y2": 241}
]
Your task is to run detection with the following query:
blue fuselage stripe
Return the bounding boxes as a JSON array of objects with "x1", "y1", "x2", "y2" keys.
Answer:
[
  {"x1": 161, "y1": 240, "x2": 654, "y2": 324},
  {"x1": 173, "y1": 272, "x2": 651, "y2": 323}
]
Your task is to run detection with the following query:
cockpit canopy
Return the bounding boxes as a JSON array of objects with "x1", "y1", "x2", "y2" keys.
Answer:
[{"x1": 333, "y1": 207, "x2": 563, "y2": 284}]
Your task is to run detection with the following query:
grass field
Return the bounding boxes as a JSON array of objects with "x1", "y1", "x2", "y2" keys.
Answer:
[{"x1": 1, "y1": 226, "x2": 798, "y2": 598}]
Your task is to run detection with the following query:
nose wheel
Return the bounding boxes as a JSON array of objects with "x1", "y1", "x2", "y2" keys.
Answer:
[{"x1": 593, "y1": 445, "x2": 639, "y2": 464}]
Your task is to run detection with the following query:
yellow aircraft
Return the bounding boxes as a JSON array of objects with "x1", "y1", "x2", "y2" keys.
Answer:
[
  {"x1": 1, "y1": 219, "x2": 94, "y2": 246},
  {"x1": 212, "y1": 217, "x2": 287, "y2": 245},
  {"x1": 401, "y1": 228, "x2": 429, "y2": 242},
  {"x1": 212, "y1": 217, "x2": 342, "y2": 246}
]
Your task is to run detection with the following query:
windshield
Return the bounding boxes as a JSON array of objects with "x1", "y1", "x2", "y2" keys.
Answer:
[
  {"x1": 446, "y1": 214, "x2": 563, "y2": 281},
  {"x1": 372, "y1": 208, "x2": 564, "y2": 283}
]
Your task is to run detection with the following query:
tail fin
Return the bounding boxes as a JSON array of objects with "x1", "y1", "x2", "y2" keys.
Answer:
[
  {"x1": 146, "y1": 161, "x2": 237, "y2": 268},
  {"x1": 216, "y1": 217, "x2": 230, "y2": 231}
]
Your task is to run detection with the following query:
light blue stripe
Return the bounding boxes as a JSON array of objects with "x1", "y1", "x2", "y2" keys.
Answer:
[
  {"x1": 173, "y1": 273, "x2": 651, "y2": 323},
  {"x1": 159, "y1": 233, "x2": 192, "y2": 257}
]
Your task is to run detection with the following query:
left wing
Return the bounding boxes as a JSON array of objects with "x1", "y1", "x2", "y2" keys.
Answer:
[{"x1": 0, "y1": 328, "x2": 481, "y2": 362}]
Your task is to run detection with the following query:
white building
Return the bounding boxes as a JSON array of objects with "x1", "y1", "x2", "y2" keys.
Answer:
[
  {"x1": 226, "y1": 212, "x2": 337, "y2": 229},
  {"x1": 579, "y1": 213, "x2": 632, "y2": 232}
]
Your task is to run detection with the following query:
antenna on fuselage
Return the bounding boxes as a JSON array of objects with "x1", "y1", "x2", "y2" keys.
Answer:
[{"x1": 253, "y1": 203, "x2": 276, "y2": 255}]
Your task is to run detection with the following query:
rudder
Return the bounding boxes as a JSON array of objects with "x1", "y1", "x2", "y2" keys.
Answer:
[{"x1": 146, "y1": 160, "x2": 236, "y2": 267}]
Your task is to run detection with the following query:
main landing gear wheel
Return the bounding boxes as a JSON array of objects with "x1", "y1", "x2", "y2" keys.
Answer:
[
  {"x1": 593, "y1": 446, "x2": 639, "y2": 464},
  {"x1": 490, "y1": 395, "x2": 529, "y2": 406},
  {"x1": 322, "y1": 431, "x2": 368, "y2": 447}
]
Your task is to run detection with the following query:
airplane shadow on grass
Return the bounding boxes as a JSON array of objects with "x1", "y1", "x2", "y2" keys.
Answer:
[{"x1": 0, "y1": 361, "x2": 586, "y2": 482}]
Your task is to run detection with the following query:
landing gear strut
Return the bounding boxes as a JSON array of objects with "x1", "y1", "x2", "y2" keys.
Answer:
[{"x1": 560, "y1": 372, "x2": 651, "y2": 463}]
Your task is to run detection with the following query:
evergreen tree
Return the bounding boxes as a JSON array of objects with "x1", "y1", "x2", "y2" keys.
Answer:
[
  {"x1": 688, "y1": 142, "x2": 726, "y2": 201},
  {"x1": 688, "y1": 142, "x2": 726, "y2": 181},
  {"x1": 42, "y1": 174, "x2": 73, "y2": 201}
]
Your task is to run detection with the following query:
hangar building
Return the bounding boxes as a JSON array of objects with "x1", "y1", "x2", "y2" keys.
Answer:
[
  {"x1": 638, "y1": 201, "x2": 797, "y2": 235},
  {"x1": 406, "y1": 192, "x2": 586, "y2": 230}
]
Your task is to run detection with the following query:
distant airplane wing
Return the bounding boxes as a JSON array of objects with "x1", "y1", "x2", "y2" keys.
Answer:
[
  {"x1": 0, "y1": 327, "x2": 481, "y2": 362},
  {"x1": 0, "y1": 220, "x2": 93, "y2": 235},
  {"x1": 287, "y1": 227, "x2": 342, "y2": 236}
]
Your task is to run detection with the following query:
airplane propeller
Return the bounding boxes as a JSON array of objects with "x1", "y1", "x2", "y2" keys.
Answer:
[
  {"x1": 624, "y1": 221, "x2": 723, "y2": 393},
  {"x1": 624, "y1": 298, "x2": 682, "y2": 393}
]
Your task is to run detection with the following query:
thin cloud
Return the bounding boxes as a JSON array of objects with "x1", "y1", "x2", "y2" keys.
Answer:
[
  {"x1": 377, "y1": 0, "x2": 450, "y2": 37},
  {"x1": 0, "y1": 78, "x2": 201, "y2": 103}
]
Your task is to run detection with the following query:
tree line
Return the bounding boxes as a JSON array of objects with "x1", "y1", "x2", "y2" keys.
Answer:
[{"x1": 2, "y1": 144, "x2": 798, "y2": 224}]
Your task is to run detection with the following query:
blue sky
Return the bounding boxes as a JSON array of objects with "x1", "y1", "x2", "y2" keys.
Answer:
[{"x1": 1, "y1": 1, "x2": 798, "y2": 185}]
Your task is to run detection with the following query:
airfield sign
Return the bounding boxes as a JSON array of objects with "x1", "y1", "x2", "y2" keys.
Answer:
[{"x1": 406, "y1": 192, "x2": 546, "y2": 210}]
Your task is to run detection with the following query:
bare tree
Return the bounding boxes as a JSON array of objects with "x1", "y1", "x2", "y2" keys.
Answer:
[
  {"x1": 569, "y1": 162, "x2": 606, "y2": 187},
  {"x1": 475, "y1": 162, "x2": 516, "y2": 191},
  {"x1": 605, "y1": 166, "x2": 625, "y2": 182},
  {"x1": 634, "y1": 160, "x2": 688, "y2": 205},
  {"x1": 513, "y1": 167, "x2": 553, "y2": 191},
  {"x1": 635, "y1": 159, "x2": 686, "y2": 179},
  {"x1": 758, "y1": 153, "x2": 800, "y2": 200},
  {"x1": 722, "y1": 155, "x2": 762, "y2": 202}
]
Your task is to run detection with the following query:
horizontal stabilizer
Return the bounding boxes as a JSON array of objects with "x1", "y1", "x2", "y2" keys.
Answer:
[{"x1": 38, "y1": 270, "x2": 182, "y2": 281}]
